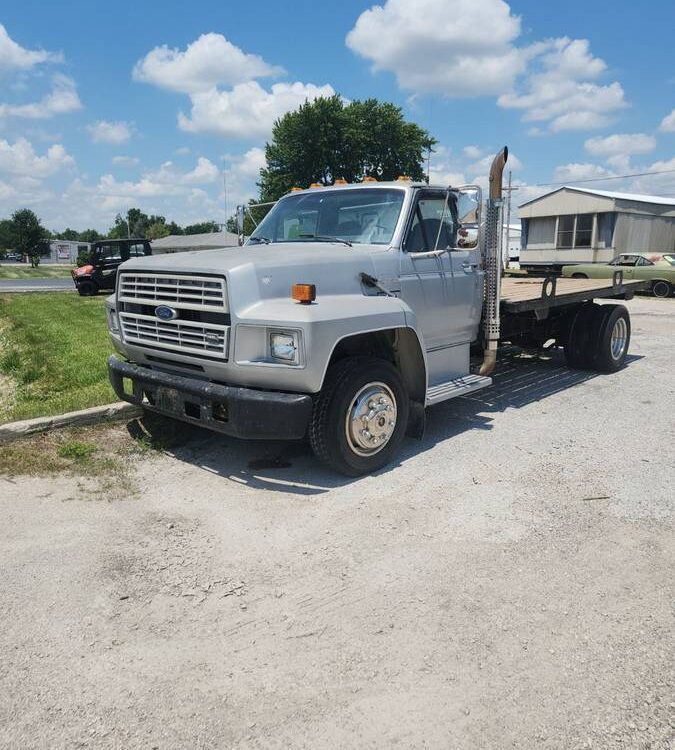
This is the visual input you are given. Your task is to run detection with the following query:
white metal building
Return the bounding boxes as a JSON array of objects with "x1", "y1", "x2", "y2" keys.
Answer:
[
  {"x1": 44, "y1": 240, "x2": 90, "y2": 264},
  {"x1": 151, "y1": 231, "x2": 239, "y2": 254},
  {"x1": 518, "y1": 187, "x2": 675, "y2": 272}
]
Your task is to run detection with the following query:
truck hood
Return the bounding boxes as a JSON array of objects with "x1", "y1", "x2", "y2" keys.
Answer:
[{"x1": 119, "y1": 241, "x2": 383, "y2": 302}]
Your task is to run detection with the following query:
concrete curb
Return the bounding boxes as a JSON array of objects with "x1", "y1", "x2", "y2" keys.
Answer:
[{"x1": 0, "y1": 402, "x2": 143, "y2": 445}]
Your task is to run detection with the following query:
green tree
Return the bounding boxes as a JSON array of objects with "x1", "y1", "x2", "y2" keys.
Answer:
[
  {"x1": 184, "y1": 221, "x2": 220, "y2": 235},
  {"x1": 147, "y1": 221, "x2": 170, "y2": 240},
  {"x1": 258, "y1": 96, "x2": 435, "y2": 201},
  {"x1": 0, "y1": 219, "x2": 14, "y2": 250},
  {"x1": 10, "y1": 209, "x2": 46, "y2": 263},
  {"x1": 58, "y1": 228, "x2": 79, "y2": 241},
  {"x1": 78, "y1": 229, "x2": 104, "y2": 243}
]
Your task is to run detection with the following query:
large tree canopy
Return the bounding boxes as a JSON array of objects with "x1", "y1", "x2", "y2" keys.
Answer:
[
  {"x1": 258, "y1": 96, "x2": 436, "y2": 202},
  {"x1": 9, "y1": 209, "x2": 46, "y2": 257}
]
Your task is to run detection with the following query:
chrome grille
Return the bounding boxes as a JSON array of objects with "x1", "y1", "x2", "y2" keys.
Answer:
[
  {"x1": 118, "y1": 273, "x2": 226, "y2": 311},
  {"x1": 119, "y1": 313, "x2": 229, "y2": 359}
]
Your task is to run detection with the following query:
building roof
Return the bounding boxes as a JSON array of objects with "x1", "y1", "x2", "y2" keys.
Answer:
[
  {"x1": 519, "y1": 185, "x2": 675, "y2": 209},
  {"x1": 151, "y1": 231, "x2": 239, "y2": 251}
]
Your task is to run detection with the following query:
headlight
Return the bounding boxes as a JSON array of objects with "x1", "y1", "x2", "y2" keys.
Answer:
[
  {"x1": 270, "y1": 332, "x2": 298, "y2": 362},
  {"x1": 107, "y1": 308, "x2": 120, "y2": 334}
]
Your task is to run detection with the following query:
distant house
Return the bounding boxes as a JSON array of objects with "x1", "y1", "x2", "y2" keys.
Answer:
[
  {"x1": 151, "y1": 231, "x2": 240, "y2": 255},
  {"x1": 518, "y1": 187, "x2": 675, "y2": 273}
]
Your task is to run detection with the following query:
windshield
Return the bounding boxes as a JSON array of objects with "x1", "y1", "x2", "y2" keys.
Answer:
[{"x1": 248, "y1": 188, "x2": 405, "y2": 246}]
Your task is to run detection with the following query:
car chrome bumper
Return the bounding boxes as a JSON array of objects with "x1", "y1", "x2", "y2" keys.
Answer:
[{"x1": 108, "y1": 355, "x2": 313, "y2": 440}]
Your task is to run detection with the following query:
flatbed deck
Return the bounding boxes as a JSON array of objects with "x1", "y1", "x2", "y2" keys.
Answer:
[{"x1": 500, "y1": 276, "x2": 647, "y2": 314}]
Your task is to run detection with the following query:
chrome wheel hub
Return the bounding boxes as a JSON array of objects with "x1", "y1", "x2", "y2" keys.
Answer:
[
  {"x1": 345, "y1": 382, "x2": 397, "y2": 456},
  {"x1": 610, "y1": 317, "x2": 628, "y2": 360}
]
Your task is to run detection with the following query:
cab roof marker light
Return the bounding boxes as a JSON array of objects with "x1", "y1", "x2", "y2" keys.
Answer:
[
  {"x1": 334, "y1": 178, "x2": 348, "y2": 185},
  {"x1": 290, "y1": 186, "x2": 303, "y2": 192},
  {"x1": 362, "y1": 176, "x2": 377, "y2": 182},
  {"x1": 292, "y1": 283, "x2": 316, "y2": 304},
  {"x1": 309, "y1": 182, "x2": 322, "y2": 188}
]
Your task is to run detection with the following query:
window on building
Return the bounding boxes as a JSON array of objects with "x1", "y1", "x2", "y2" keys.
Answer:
[
  {"x1": 557, "y1": 216, "x2": 575, "y2": 248},
  {"x1": 574, "y1": 214, "x2": 593, "y2": 247},
  {"x1": 556, "y1": 214, "x2": 595, "y2": 249}
]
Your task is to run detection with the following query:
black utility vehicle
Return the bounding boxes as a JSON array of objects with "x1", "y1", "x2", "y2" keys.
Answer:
[{"x1": 71, "y1": 239, "x2": 151, "y2": 295}]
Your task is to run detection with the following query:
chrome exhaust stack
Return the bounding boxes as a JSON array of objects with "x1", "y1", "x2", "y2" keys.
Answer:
[{"x1": 479, "y1": 147, "x2": 508, "y2": 377}]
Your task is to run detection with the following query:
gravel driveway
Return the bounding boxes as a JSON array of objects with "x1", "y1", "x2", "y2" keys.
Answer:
[{"x1": 1, "y1": 296, "x2": 673, "y2": 749}]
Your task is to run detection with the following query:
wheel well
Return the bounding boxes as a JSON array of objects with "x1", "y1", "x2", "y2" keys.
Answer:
[
  {"x1": 326, "y1": 328, "x2": 426, "y2": 404},
  {"x1": 571, "y1": 273, "x2": 588, "y2": 279}
]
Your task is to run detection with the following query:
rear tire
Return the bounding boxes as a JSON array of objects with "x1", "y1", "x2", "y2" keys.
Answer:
[
  {"x1": 651, "y1": 280, "x2": 672, "y2": 298},
  {"x1": 564, "y1": 303, "x2": 597, "y2": 369},
  {"x1": 77, "y1": 280, "x2": 97, "y2": 296},
  {"x1": 309, "y1": 356, "x2": 408, "y2": 476},
  {"x1": 589, "y1": 304, "x2": 630, "y2": 373}
]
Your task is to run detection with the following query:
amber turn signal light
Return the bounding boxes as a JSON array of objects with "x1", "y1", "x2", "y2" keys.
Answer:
[{"x1": 292, "y1": 283, "x2": 316, "y2": 304}]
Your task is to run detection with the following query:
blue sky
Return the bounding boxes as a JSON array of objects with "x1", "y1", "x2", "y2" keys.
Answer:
[{"x1": 1, "y1": 0, "x2": 674, "y2": 231}]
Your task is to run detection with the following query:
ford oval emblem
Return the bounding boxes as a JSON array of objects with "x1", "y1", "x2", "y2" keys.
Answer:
[{"x1": 155, "y1": 305, "x2": 178, "y2": 321}]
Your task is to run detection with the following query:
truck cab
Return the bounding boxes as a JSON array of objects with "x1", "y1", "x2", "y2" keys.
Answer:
[{"x1": 72, "y1": 238, "x2": 151, "y2": 296}]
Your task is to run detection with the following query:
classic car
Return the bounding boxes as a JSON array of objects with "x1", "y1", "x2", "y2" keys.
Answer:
[{"x1": 562, "y1": 253, "x2": 675, "y2": 297}]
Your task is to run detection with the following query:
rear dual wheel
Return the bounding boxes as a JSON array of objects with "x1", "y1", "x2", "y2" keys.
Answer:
[{"x1": 564, "y1": 303, "x2": 630, "y2": 373}]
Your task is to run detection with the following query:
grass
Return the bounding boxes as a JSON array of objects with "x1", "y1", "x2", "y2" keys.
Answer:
[
  {"x1": 0, "y1": 265, "x2": 74, "y2": 280},
  {"x1": 0, "y1": 292, "x2": 116, "y2": 423}
]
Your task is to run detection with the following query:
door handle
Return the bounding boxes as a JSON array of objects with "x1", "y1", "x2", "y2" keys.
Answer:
[{"x1": 462, "y1": 261, "x2": 479, "y2": 271}]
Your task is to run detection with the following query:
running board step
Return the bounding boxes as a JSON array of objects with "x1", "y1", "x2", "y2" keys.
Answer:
[{"x1": 426, "y1": 374, "x2": 492, "y2": 406}]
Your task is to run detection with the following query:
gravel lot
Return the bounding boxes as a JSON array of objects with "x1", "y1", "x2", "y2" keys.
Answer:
[{"x1": 1, "y1": 296, "x2": 673, "y2": 750}]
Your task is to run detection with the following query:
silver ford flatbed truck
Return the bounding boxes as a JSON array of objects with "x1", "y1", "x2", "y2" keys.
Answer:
[{"x1": 107, "y1": 149, "x2": 644, "y2": 475}]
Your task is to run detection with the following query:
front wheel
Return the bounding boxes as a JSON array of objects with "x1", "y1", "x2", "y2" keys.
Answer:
[
  {"x1": 309, "y1": 356, "x2": 409, "y2": 476},
  {"x1": 651, "y1": 280, "x2": 672, "y2": 298}
]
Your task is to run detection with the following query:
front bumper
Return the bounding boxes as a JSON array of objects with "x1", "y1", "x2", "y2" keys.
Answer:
[{"x1": 108, "y1": 355, "x2": 313, "y2": 440}]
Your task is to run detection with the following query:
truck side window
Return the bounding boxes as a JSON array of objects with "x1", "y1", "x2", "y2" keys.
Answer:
[
  {"x1": 128, "y1": 243, "x2": 146, "y2": 257},
  {"x1": 404, "y1": 194, "x2": 457, "y2": 252}
]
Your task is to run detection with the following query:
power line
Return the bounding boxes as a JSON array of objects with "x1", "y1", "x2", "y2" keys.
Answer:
[{"x1": 532, "y1": 167, "x2": 675, "y2": 188}]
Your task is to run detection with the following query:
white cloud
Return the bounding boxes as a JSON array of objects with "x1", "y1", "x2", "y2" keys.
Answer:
[
  {"x1": 0, "y1": 74, "x2": 82, "y2": 119},
  {"x1": 133, "y1": 33, "x2": 283, "y2": 94},
  {"x1": 462, "y1": 145, "x2": 483, "y2": 160},
  {"x1": 630, "y1": 156, "x2": 675, "y2": 196},
  {"x1": 112, "y1": 155, "x2": 140, "y2": 166},
  {"x1": 0, "y1": 137, "x2": 74, "y2": 178},
  {"x1": 175, "y1": 146, "x2": 191, "y2": 156},
  {"x1": 659, "y1": 109, "x2": 675, "y2": 133},
  {"x1": 0, "y1": 23, "x2": 62, "y2": 70},
  {"x1": 497, "y1": 38, "x2": 627, "y2": 131},
  {"x1": 87, "y1": 120, "x2": 133, "y2": 144},
  {"x1": 584, "y1": 132, "x2": 656, "y2": 159},
  {"x1": 346, "y1": 0, "x2": 525, "y2": 96},
  {"x1": 178, "y1": 80, "x2": 335, "y2": 138},
  {"x1": 227, "y1": 147, "x2": 266, "y2": 180},
  {"x1": 552, "y1": 162, "x2": 615, "y2": 183}
]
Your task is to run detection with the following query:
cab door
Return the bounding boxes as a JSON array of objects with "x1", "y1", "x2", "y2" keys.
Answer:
[{"x1": 398, "y1": 190, "x2": 482, "y2": 382}]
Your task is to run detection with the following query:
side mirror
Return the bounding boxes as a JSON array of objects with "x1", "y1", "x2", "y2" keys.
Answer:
[
  {"x1": 450, "y1": 185, "x2": 482, "y2": 250},
  {"x1": 236, "y1": 205, "x2": 245, "y2": 246}
]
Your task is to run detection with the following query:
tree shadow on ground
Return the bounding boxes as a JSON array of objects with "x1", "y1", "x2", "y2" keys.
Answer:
[{"x1": 126, "y1": 348, "x2": 642, "y2": 496}]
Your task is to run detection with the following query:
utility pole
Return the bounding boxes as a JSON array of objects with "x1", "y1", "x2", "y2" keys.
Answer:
[
  {"x1": 223, "y1": 169, "x2": 228, "y2": 232},
  {"x1": 502, "y1": 171, "x2": 519, "y2": 270}
]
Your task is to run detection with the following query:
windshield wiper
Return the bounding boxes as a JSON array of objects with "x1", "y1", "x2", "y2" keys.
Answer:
[
  {"x1": 249, "y1": 235, "x2": 271, "y2": 244},
  {"x1": 297, "y1": 233, "x2": 352, "y2": 247}
]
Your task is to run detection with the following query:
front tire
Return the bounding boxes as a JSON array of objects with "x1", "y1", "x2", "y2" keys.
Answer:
[
  {"x1": 309, "y1": 356, "x2": 409, "y2": 476},
  {"x1": 651, "y1": 280, "x2": 672, "y2": 298}
]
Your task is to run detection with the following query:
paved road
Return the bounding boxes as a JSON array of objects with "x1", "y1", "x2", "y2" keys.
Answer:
[
  {"x1": 0, "y1": 277, "x2": 74, "y2": 292},
  {"x1": 1, "y1": 297, "x2": 673, "y2": 749}
]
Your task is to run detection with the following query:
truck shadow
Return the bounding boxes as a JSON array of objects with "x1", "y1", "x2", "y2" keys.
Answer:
[{"x1": 128, "y1": 348, "x2": 641, "y2": 496}]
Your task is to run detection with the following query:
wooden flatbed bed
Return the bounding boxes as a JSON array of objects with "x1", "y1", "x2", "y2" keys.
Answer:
[{"x1": 500, "y1": 276, "x2": 647, "y2": 314}]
